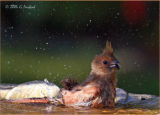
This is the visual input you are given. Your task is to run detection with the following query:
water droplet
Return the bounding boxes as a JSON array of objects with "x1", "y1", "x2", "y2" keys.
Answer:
[
  {"x1": 52, "y1": 8, "x2": 56, "y2": 11},
  {"x1": 134, "y1": 61, "x2": 137, "y2": 65},
  {"x1": 50, "y1": 56, "x2": 54, "y2": 59},
  {"x1": 7, "y1": 61, "x2": 10, "y2": 64},
  {"x1": 37, "y1": 60, "x2": 41, "y2": 64},
  {"x1": 14, "y1": 69, "x2": 17, "y2": 72},
  {"x1": 19, "y1": 70, "x2": 23, "y2": 74},
  {"x1": 44, "y1": 78, "x2": 49, "y2": 83},
  {"x1": 96, "y1": 35, "x2": 99, "y2": 38},
  {"x1": 29, "y1": 65, "x2": 33, "y2": 68},
  {"x1": 135, "y1": 29, "x2": 139, "y2": 32},
  {"x1": 28, "y1": 12, "x2": 31, "y2": 15},
  {"x1": 116, "y1": 12, "x2": 120, "y2": 16},
  {"x1": 20, "y1": 32, "x2": 23, "y2": 34},
  {"x1": 48, "y1": 72, "x2": 52, "y2": 75},
  {"x1": 9, "y1": 26, "x2": 13, "y2": 29},
  {"x1": 37, "y1": 70, "x2": 40, "y2": 73},
  {"x1": 65, "y1": 7, "x2": 68, "y2": 10},
  {"x1": 48, "y1": 36, "x2": 52, "y2": 39}
]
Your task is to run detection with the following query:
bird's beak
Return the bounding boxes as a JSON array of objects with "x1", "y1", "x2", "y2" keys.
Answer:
[{"x1": 110, "y1": 61, "x2": 120, "y2": 70}]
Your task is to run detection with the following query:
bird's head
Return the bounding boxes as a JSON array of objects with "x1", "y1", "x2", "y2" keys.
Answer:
[{"x1": 91, "y1": 41, "x2": 120, "y2": 76}]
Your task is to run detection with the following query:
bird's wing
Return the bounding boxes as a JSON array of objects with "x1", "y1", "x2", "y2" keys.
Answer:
[{"x1": 61, "y1": 85, "x2": 100, "y2": 106}]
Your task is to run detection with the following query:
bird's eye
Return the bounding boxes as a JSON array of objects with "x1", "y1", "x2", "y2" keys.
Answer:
[{"x1": 103, "y1": 60, "x2": 108, "y2": 64}]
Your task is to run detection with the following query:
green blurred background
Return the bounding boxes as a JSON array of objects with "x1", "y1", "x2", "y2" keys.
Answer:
[{"x1": 1, "y1": 2, "x2": 159, "y2": 95}]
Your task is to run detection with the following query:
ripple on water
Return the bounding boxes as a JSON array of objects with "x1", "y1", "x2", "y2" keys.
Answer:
[{"x1": 0, "y1": 100, "x2": 159, "y2": 114}]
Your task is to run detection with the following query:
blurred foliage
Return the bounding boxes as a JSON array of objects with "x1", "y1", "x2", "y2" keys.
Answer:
[{"x1": 1, "y1": 1, "x2": 159, "y2": 95}]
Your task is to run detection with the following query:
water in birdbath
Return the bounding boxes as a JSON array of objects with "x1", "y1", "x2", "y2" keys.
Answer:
[{"x1": 0, "y1": 100, "x2": 159, "y2": 114}]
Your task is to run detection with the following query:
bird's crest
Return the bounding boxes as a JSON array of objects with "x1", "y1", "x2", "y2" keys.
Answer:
[{"x1": 102, "y1": 41, "x2": 113, "y2": 56}]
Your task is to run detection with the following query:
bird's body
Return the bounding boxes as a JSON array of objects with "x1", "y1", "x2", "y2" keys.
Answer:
[
  {"x1": 62, "y1": 72, "x2": 116, "y2": 108},
  {"x1": 61, "y1": 42, "x2": 119, "y2": 108}
]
